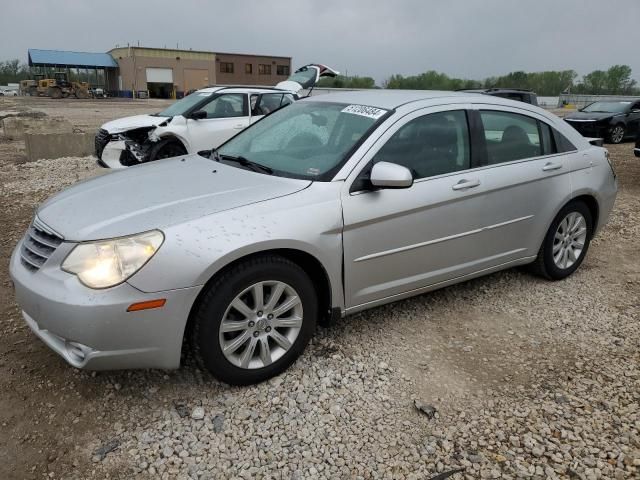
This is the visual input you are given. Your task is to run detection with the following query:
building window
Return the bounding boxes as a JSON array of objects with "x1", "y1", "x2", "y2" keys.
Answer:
[
  {"x1": 258, "y1": 64, "x2": 272, "y2": 75},
  {"x1": 220, "y1": 62, "x2": 234, "y2": 74},
  {"x1": 245, "y1": 63, "x2": 253, "y2": 74},
  {"x1": 277, "y1": 65, "x2": 290, "y2": 76}
]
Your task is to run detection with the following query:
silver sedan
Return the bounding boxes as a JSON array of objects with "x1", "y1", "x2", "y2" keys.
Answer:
[{"x1": 10, "y1": 91, "x2": 617, "y2": 385}]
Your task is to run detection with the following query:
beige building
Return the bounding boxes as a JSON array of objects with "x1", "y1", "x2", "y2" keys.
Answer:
[{"x1": 109, "y1": 46, "x2": 292, "y2": 98}]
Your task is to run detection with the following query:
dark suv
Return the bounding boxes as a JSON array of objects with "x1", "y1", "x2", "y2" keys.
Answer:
[{"x1": 458, "y1": 88, "x2": 539, "y2": 106}]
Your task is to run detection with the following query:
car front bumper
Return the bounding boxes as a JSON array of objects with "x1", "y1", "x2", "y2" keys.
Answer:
[
  {"x1": 9, "y1": 239, "x2": 201, "y2": 370},
  {"x1": 565, "y1": 121, "x2": 609, "y2": 139}
]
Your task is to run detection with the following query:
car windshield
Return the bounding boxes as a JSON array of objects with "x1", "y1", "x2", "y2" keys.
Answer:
[
  {"x1": 216, "y1": 101, "x2": 389, "y2": 181},
  {"x1": 155, "y1": 91, "x2": 214, "y2": 117},
  {"x1": 582, "y1": 101, "x2": 630, "y2": 113}
]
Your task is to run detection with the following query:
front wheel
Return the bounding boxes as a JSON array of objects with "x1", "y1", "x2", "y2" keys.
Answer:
[
  {"x1": 607, "y1": 124, "x2": 625, "y2": 144},
  {"x1": 190, "y1": 255, "x2": 318, "y2": 385},
  {"x1": 149, "y1": 139, "x2": 187, "y2": 161},
  {"x1": 48, "y1": 87, "x2": 62, "y2": 99},
  {"x1": 529, "y1": 201, "x2": 593, "y2": 280}
]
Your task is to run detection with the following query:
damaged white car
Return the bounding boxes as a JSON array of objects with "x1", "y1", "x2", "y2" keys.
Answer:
[{"x1": 95, "y1": 64, "x2": 338, "y2": 168}]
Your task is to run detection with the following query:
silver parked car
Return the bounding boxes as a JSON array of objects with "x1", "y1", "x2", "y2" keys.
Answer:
[{"x1": 10, "y1": 91, "x2": 617, "y2": 385}]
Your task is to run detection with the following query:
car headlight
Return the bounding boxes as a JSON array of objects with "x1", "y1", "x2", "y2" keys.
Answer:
[{"x1": 62, "y1": 230, "x2": 164, "y2": 289}]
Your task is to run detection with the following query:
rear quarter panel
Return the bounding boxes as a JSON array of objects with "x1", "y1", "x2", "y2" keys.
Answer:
[{"x1": 568, "y1": 146, "x2": 617, "y2": 235}]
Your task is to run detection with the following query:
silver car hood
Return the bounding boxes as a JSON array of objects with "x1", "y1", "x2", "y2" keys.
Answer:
[{"x1": 37, "y1": 155, "x2": 311, "y2": 241}]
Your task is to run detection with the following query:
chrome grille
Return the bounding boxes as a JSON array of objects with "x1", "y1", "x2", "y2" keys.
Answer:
[
  {"x1": 95, "y1": 128, "x2": 110, "y2": 159},
  {"x1": 20, "y1": 218, "x2": 63, "y2": 272}
]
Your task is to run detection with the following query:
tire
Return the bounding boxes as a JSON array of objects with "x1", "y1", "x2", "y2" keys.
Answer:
[
  {"x1": 149, "y1": 138, "x2": 187, "y2": 161},
  {"x1": 48, "y1": 87, "x2": 62, "y2": 99},
  {"x1": 28, "y1": 86, "x2": 37, "y2": 97},
  {"x1": 190, "y1": 255, "x2": 318, "y2": 385},
  {"x1": 607, "y1": 124, "x2": 625, "y2": 144},
  {"x1": 75, "y1": 89, "x2": 89, "y2": 99},
  {"x1": 529, "y1": 201, "x2": 593, "y2": 280}
]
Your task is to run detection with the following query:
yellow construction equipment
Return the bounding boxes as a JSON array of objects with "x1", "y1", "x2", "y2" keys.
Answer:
[{"x1": 26, "y1": 72, "x2": 89, "y2": 99}]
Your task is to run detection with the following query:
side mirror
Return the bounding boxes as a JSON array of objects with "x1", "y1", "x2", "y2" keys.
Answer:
[
  {"x1": 189, "y1": 110, "x2": 207, "y2": 120},
  {"x1": 370, "y1": 162, "x2": 413, "y2": 189}
]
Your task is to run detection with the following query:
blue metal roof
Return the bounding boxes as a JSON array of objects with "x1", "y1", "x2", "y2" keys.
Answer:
[{"x1": 28, "y1": 49, "x2": 118, "y2": 68}]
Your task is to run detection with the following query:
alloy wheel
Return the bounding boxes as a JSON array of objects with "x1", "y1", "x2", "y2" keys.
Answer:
[
  {"x1": 218, "y1": 281, "x2": 303, "y2": 369},
  {"x1": 552, "y1": 212, "x2": 588, "y2": 270},
  {"x1": 611, "y1": 125, "x2": 625, "y2": 143}
]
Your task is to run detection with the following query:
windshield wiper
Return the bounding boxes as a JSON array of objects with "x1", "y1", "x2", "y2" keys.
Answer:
[{"x1": 219, "y1": 154, "x2": 273, "y2": 175}]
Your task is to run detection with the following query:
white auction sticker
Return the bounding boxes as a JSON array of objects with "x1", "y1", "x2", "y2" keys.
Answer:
[
  {"x1": 197, "y1": 92, "x2": 213, "y2": 97},
  {"x1": 341, "y1": 104, "x2": 387, "y2": 119}
]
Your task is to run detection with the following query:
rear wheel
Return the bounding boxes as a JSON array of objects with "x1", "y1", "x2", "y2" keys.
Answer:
[
  {"x1": 75, "y1": 88, "x2": 89, "y2": 99},
  {"x1": 149, "y1": 138, "x2": 187, "y2": 161},
  {"x1": 529, "y1": 201, "x2": 593, "y2": 280},
  {"x1": 607, "y1": 124, "x2": 625, "y2": 144},
  {"x1": 190, "y1": 255, "x2": 318, "y2": 385}
]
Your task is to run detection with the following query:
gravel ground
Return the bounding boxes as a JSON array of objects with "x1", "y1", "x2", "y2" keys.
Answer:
[{"x1": 0, "y1": 97, "x2": 638, "y2": 480}]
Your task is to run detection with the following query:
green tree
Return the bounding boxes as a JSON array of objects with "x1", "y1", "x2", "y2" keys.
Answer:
[
  {"x1": 0, "y1": 59, "x2": 31, "y2": 85},
  {"x1": 384, "y1": 71, "x2": 481, "y2": 90},
  {"x1": 317, "y1": 75, "x2": 376, "y2": 89},
  {"x1": 483, "y1": 70, "x2": 577, "y2": 95},
  {"x1": 605, "y1": 65, "x2": 636, "y2": 94},
  {"x1": 579, "y1": 70, "x2": 608, "y2": 94}
]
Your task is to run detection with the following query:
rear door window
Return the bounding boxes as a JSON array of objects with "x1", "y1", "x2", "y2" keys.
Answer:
[
  {"x1": 539, "y1": 122, "x2": 556, "y2": 155},
  {"x1": 552, "y1": 129, "x2": 577, "y2": 153},
  {"x1": 480, "y1": 110, "x2": 542, "y2": 164}
]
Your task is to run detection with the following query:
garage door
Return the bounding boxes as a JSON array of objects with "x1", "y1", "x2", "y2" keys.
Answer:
[
  {"x1": 184, "y1": 69, "x2": 209, "y2": 91},
  {"x1": 146, "y1": 68, "x2": 173, "y2": 83}
]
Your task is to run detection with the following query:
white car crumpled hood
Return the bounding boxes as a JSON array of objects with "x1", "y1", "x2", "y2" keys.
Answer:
[
  {"x1": 101, "y1": 114, "x2": 169, "y2": 134},
  {"x1": 36, "y1": 155, "x2": 311, "y2": 241}
]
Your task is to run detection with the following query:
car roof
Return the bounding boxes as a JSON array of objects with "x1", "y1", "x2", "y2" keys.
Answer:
[
  {"x1": 458, "y1": 88, "x2": 535, "y2": 94},
  {"x1": 300, "y1": 89, "x2": 538, "y2": 110},
  {"x1": 196, "y1": 86, "x2": 288, "y2": 94}
]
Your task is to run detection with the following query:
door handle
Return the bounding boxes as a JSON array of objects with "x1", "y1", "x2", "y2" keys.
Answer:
[
  {"x1": 542, "y1": 162, "x2": 562, "y2": 171},
  {"x1": 233, "y1": 124, "x2": 245, "y2": 130},
  {"x1": 451, "y1": 178, "x2": 481, "y2": 191}
]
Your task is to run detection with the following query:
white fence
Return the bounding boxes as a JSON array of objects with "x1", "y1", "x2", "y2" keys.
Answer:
[
  {"x1": 537, "y1": 96, "x2": 559, "y2": 108},
  {"x1": 558, "y1": 94, "x2": 640, "y2": 109}
]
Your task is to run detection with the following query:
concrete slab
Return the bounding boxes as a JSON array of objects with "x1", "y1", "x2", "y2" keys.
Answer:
[
  {"x1": 25, "y1": 133, "x2": 94, "y2": 161},
  {"x1": 2, "y1": 116, "x2": 72, "y2": 140}
]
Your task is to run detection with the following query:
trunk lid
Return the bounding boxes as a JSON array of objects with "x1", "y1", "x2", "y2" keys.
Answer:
[{"x1": 276, "y1": 64, "x2": 339, "y2": 94}]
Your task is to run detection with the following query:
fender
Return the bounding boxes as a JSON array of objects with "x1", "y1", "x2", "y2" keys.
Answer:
[
  {"x1": 150, "y1": 118, "x2": 192, "y2": 153},
  {"x1": 126, "y1": 182, "x2": 346, "y2": 310}
]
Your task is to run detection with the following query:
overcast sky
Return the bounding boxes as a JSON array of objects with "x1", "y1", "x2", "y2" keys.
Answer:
[{"x1": 2, "y1": 0, "x2": 639, "y2": 84}]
